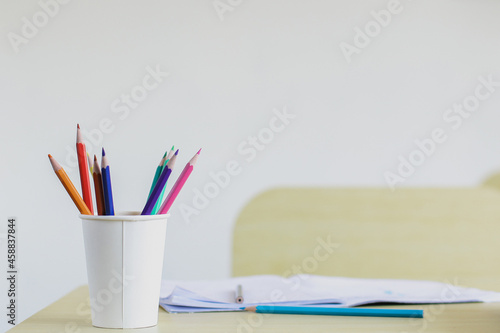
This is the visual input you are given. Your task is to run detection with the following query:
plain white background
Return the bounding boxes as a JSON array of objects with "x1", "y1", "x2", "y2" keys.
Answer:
[{"x1": 1, "y1": 0, "x2": 500, "y2": 331}]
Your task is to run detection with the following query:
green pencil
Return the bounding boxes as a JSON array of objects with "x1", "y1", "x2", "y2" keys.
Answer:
[
  {"x1": 147, "y1": 151, "x2": 167, "y2": 199},
  {"x1": 152, "y1": 145, "x2": 175, "y2": 214}
]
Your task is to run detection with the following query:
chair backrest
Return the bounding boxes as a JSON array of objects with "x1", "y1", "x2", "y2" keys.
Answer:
[{"x1": 232, "y1": 187, "x2": 500, "y2": 291}]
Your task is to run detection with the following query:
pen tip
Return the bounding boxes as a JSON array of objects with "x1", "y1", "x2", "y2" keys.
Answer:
[
  {"x1": 102, "y1": 147, "x2": 105, "y2": 156},
  {"x1": 175, "y1": 149, "x2": 179, "y2": 156},
  {"x1": 197, "y1": 148, "x2": 201, "y2": 155}
]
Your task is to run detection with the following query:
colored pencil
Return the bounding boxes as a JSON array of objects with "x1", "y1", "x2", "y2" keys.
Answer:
[
  {"x1": 142, "y1": 150, "x2": 178, "y2": 215},
  {"x1": 166, "y1": 145, "x2": 175, "y2": 161},
  {"x1": 244, "y1": 306, "x2": 423, "y2": 318},
  {"x1": 148, "y1": 151, "x2": 167, "y2": 199},
  {"x1": 87, "y1": 152, "x2": 93, "y2": 174},
  {"x1": 76, "y1": 124, "x2": 94, "y2": 214},
  {"x1": 48, "y1": 154, "x2": 92, "y2": 215},
  {"x1": 101, "y1": 148, "x2": 115, "y2": 215},
  {"x1": 235, "y1": 285, "x2": 244, "y2": 304},
  {"x1": 158, "y1": 149, "x2": 200, "y2": 214},
  {"x1": 92, "y1": 155, "x2": 106, "y2": 215},
  {"x1": 152, "y1": 145, "x2": 175, "y2": 214}
]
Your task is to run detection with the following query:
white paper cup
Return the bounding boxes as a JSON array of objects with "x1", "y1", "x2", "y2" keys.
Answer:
[{"x1": 79, "y1": 211, "x2": 168, "y2": 329}]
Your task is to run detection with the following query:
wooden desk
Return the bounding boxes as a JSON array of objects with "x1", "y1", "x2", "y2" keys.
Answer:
[{"x1": 8, "y1": 285, "x2": 500, "y2": 332}]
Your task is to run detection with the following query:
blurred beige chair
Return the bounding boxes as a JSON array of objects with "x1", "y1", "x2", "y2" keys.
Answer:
[
  {"x1": 232, "y1": 186, "x2": 500, "y2": 291},
  {"x1": 483, "y1": 171, "x2": 500, "y2": 191}
]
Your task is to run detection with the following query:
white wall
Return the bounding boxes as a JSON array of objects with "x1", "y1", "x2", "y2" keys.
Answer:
[{"x1": 1, "y1": 0, "x2": 500, "y2": 330}]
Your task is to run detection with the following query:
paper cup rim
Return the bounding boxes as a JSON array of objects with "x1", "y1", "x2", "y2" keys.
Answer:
[{"x1": 79, "y1": 211, "x2": 169, "y2": 221}]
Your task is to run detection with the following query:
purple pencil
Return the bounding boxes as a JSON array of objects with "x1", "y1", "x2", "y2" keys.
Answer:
[{"x1": 141, "y1": 150, "x2": 178, "y2": 215}]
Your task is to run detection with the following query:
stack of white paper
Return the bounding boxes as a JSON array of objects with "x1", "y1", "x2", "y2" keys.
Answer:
[{"x1": 159, "y1": 275, "x2": 500, "y2": 313}]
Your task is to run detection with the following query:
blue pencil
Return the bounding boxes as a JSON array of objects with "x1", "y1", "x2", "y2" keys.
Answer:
[
  {"x1": 141, "y1": 150, "x2": 178, "y2": 215},
  {"x1": 245, "y1": 306, "x2": 423, "y2": 318},
  {"x1": 101, "y1": 148, "x2": 114, "y2": 215}
]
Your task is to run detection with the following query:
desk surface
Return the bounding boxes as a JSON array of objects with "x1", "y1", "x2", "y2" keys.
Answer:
[{"x1": 8, "y1": 285, "x2": 500, "y2": 332}]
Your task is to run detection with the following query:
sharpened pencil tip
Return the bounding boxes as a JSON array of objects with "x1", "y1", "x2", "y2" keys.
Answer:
[
  {"x1": 197, "y1": 148, "x2": 201, "y2": 155},
  {"x1": 48, "y1": 154, "x2": 52, "y2": 158},
  {"x1": 102, "y1": 147, "x2": 106, "y2": 156},
  {"x1": 94, "y1": 154, "x2": 97, "y2": 162},
  {"x1": 244, "y1": 306, "x2": 257, "y2": 312},
  {"x1": 171, "y1": 145, "x2": 175, "y2": 150},
  {"x1": 77, "y1": 124, "x2": 80, "y2": 129},
  {"x1": 175, "y1": 149, "x2": 179, "y2": 155}
]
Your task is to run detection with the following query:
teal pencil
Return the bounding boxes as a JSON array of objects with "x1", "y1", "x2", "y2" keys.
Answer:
[
  {"x1": 244, "y1": 306, "x2": 423, "y2": 318},
  {"x1": 152, "y1": 145, "x2": 175, "y2": 214},
  {"x1": 166, "y1": 145, "x2": 175, "y2": 160},
  {"x1": 147, "y1": 151, "x2": 167, "y2": 199},
  {"x1": 141, "y1": 150, "x2": 178, "y2": 215}
]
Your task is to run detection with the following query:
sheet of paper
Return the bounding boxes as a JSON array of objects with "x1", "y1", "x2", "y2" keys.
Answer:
[{"x1": 159, "y1": 274, "x2": 500, "y2": 313}]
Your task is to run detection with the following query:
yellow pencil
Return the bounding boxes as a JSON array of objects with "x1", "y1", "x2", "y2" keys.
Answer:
[{"x1": 48, "y1": 154, "x2": 92, "y2": 215}]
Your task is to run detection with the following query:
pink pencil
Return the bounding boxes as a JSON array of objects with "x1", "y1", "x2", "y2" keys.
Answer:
[{"x1": 158, "y1": 149, "x2": 201, "y2": 214}]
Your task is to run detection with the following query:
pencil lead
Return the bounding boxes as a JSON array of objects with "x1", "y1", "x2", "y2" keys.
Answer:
[
  {"x1": 175, "y1": 149, "x2": 179, "y2": 156},
  {"x1": 48, "y1": 154, "x2": 52, "y2": 158},
  {"x1": 102, "y1": 147, "x2": 106, "y2": 156},
  {"x1": 77, "y1": 124, "x2": 80, "y2": 129},
  {"x1": 197, "y1": 148, "x2": 201, "y2": 155},
  {"x1": 171, "y1": 145, "x2": 175, "y2": 150}
]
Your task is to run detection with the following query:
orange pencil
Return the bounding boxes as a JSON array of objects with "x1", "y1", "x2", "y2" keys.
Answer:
[
  {"x1": 77, "y1": 124, "x2": 94, "y2": 214},
  {"x1": 48, "y1": 154, "x2": 92, "y2": 215}
]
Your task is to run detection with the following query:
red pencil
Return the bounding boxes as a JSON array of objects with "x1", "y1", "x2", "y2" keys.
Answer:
[{"x1": 77, "y1": 124, "x2": 94, "y2": 214}]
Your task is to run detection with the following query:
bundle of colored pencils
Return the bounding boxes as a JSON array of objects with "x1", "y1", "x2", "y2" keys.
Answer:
[
  {"x1": 48, "y1": 124, "x2": 200, "y2": 216},
  {"x1": 139, "y1": 147, "x2": 200, "y2": 215}
]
